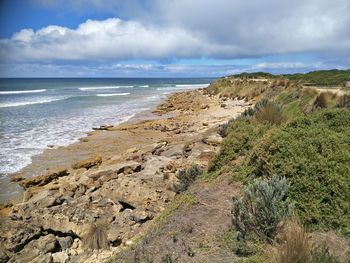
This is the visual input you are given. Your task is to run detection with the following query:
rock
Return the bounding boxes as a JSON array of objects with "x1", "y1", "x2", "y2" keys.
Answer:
[
  {"x1": 36, "y1": 253, "x2": 53, "y2": 263},
  {"x1": 197, "y1": 150, "x2": 216, "y2": 161},
  {"x1": 10, "y1": 234, "x2": 57, "y2": 263},
  {"x1": 47, "y1": 144, "x2": 55, "y2": 148},
  {"x1": 202, "y1": 122, "x2": 209, "y2": 126},
  {"x1": 202, "y1": 134, "x2": 223, "y2": 146},
  {"x1": 151, "y1": 141, "x2": 168, "y2": 155},
  {"x1": 161, "y1": 144, "x2": 185, "y2": 158},
  {"x1": 10, "y1": 174, "x2": 24, "y2": 182},
  {"x1": 0, "y1": 249, "x2": 9, "y2": 262},
  {"x1": 220, "y1": 103, "x2": 227, "y2": 108},
  {"x1": 126, "y1": 147, "x2": 138, "y2": 154},
  {"x1": 92, "y1": 125, "x2": 113, "y2": 131},
  {"x1": 200, "y1": 104, "x2": 209, "y2": 110},
  {"x1": 57, "y1": 236, "x2": 73, "y2": 250},
  {"x1": 19, "y1": 169, "x2": 69, "y2": 189},
  {"x1": 72, "y1": 156, "x2": 102, "y2": 170},
  {"x1": 132, "y1": 210, "x2": 152, "y2": 223},
  {"x1": 26, "y1": 190, "x2": 60, "y2": 208},
  {"x1": 52, "y1": 251, "x2": 69, "y2": 263},
  {"x1": 113, "y1": 161, "x2": 142, "y2": 174},
  {"x1": 0, "y1": 219, "x2": 43, "y2": 253},
  {"x1": 79, "y1": 138, "x2": 89, "y2": 142}
]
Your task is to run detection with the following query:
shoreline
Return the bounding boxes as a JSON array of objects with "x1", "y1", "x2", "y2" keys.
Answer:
[
  {"x1": 0, "y1": 87, "x2": 249, "y2": 262},
  {"x1": 0, "y1": 92, "x2": 178, "y2": 203}
]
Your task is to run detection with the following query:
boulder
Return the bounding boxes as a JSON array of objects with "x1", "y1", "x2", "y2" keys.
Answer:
[
  {"x1": 19, "y1": 169, "x2": 69, "y2": 189},
  {"x1": 72, "y1": 156, "x2": 102, "y2": 170},
  {"x1": 132, "y1": 210, "x2": 152, "y2": 224},
  {"x1": 26, "y1": 190, "x2": 60, "y2": 208},
  {"x1": 161, "y1": 144, "x2": 185, "y2": 158},
  {"x1": 57, "y1": 236, "x2": 73, "y2": 250},
  {"x1": 52, "y1": 251, "x2": 69, "y2": 263},
  {"x1": 202, "y1": 134, "x2": 223, "y2": 146}
]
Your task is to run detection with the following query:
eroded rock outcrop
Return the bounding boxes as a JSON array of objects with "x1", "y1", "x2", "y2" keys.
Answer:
[{"x1": 0, "y1": 89, "x2": 247, "y2": 262}]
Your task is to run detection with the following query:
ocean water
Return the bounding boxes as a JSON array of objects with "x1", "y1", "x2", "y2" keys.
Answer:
[{"x1": 0, "y1": 78, "x2": 212, "y2": 179}]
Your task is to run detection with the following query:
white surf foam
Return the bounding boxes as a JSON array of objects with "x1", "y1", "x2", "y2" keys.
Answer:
[
  {"x1": 138, "y1": 85, "x2": 149, "y2": 88},
  {"x1": 96, "y1": 93, "x2": 130, "y2": 97},
  {"x1": 79, "y1": 86, "x2": 133, "y2": 91},
  {"x1": 0, "y1": 89, "x2": 46, "y2": 95},
  {"x1": 0, "y1": 97, "x2": 67, "y2": 108}
]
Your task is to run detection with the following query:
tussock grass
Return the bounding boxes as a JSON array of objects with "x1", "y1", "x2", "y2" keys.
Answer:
[
  {"x1": 314, "y1": 91, "x2": 338, "y2": 108},
  {"x1": 82, "y1": 223, "x2": 109, "y2": 250},
  {"x1": 273, "y1": 219, "x2": 311, "y2": 263}
]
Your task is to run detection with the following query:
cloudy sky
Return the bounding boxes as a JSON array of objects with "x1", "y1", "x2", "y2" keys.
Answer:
[{"x1": 0, "y1": 0, "x2": 349, "y2": 77}]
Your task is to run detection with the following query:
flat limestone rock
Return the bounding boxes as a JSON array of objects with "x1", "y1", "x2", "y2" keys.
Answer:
[
  {"x1": 72, "y1": 156, "x2": 102, "y2": 170},
  {"x1": 10, "y1": 234, "x2": 57, "y2": 263},
  {"x1": 19, "y1": 168, "x2": 69, "y2": 189}
]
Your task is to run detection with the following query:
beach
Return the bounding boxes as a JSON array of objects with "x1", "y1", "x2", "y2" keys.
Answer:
[{"x1": 0, "y1": 87, "x2": 248, "y2": 262}]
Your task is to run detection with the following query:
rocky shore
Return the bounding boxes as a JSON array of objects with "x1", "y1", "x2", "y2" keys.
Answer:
[{"x1": 0, "y1": 89, "x2": 248, "y2": 263}]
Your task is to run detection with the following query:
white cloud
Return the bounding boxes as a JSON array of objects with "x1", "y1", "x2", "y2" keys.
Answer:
[{"x1": 1, "y1": 0, "x2": 350, "y2": 67}]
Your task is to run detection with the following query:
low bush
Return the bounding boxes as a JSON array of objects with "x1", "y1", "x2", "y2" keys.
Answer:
[
  {"x1": 218, "y1": 117, "x2": 236, "y2": 137},
  {"x1": 232, "y1": 176, "x2": 294, "y2": 243},
  {"x1": 248, "y1": 109, "x2": 350, "y2": 231},
  {"x1": 175, "y1": 165, "x2": 203, "y2": 192},
  {"x1": 209, "y1": 118, "x2": 269, "y2": 172}
]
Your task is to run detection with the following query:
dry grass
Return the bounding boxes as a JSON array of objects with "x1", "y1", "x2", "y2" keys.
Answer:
[
  {"x1": 273, "y1": 219, "x2": 312, "y2": 263},
  {"x1": 82, "y1": 223, "x2": 109, "y2": 250},
  {"x1": 254, "y1": 102, "x2": 285, "y2": 125},
  {"x1": 314, "y1": 91, "x2": 338, "y2": 108},
  {"x1": 302, "y1": 87, "x2": 319, "y2": 97}
]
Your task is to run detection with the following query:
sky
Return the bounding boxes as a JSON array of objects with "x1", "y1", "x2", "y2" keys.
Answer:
[{"x1": 0, "y1": 0, "x2": 349, "y2": 77}]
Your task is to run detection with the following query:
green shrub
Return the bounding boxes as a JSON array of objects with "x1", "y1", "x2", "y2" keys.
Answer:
[
  {"x1": 337, "y1": 93, "x2": 350, "y2": 108},
  {"x1": 218, "y1": 117, "x2": 236, "y2": 137},
  {"x1": 232, "y1": 176, "x2": 294, "y2": 242},
  {"x1": 175, "y1": 165, "x2": 203, "y2": 192},
  {"x1": 248, "y1": 109, "x2": 350, "y2": 231},
  {"x1": 209, "y1": 118, "x2": 269, "y2": 172}
]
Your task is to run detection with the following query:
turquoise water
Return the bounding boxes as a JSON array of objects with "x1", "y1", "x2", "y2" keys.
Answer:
[{"x1": 0, "y1": 78, "x2": 212, "y2": 177}]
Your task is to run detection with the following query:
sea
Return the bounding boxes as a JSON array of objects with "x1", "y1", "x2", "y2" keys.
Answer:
[{"x1": 0, "y1": 78, "x2": 212, "y2": 199}]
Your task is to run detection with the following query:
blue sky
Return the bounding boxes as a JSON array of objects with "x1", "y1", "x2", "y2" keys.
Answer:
[{"x1": 0, "y1": 0, "x2": 349, "y2": 77}]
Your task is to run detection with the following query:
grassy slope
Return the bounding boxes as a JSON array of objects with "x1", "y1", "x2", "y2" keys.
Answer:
[
  {"x1": 111, "y1": 71, "x2": 350, "y2": 262},
  {"x1": 230, "y1": 69, "x2": 350, "y2": 86}
]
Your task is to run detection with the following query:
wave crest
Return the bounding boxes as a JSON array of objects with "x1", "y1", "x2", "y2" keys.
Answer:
[{"x1": 0, "y1": 89, "x2": 46, "y2": 95}]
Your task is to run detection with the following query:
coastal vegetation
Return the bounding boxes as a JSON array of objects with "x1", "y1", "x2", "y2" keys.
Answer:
[
  {"x1": 205, "y1": 71, "x2": 350, "y2": 262},
  {"x1": 112, "y1": 70, "x2": 349, "y2": 262},
  {"x1": 230, "y1": 69, "x2": 350, "y2": 87}
]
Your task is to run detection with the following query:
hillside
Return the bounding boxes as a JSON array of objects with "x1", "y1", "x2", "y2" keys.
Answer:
[
  {"x1": 113, "y1": 72, "x2": 350, "y2": 262},
  {"x1": 230, "y1": 69, "x2": 350, "y2": 87}
]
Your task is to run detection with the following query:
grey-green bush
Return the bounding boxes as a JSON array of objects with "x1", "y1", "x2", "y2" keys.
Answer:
[
  {"x1": 175, "y1": 165, "x2": 203, "y2": 192},
  {"x1": 232, "y1": 176, "x2": 294, "y2": 242}
]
